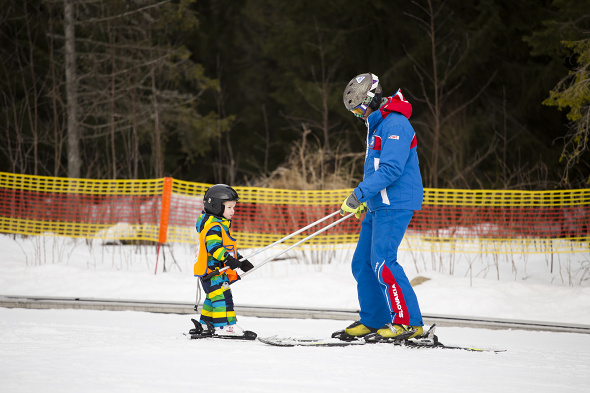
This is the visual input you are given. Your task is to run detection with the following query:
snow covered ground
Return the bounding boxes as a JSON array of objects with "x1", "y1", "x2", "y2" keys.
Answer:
[
  {"x1": 1, "y1": 234, "x2": 589, "y2": 392},
  {"x1": 1, "y1": 308, "x2": 589, "y2": 393}
]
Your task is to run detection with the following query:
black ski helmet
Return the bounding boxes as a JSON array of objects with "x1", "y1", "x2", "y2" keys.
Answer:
[
  {"x1": 203, "y1": 184, "x2": 239, "y2": 217},
  {"x1": 343, "y1": 73, "x2": 382, "y2": 118}
]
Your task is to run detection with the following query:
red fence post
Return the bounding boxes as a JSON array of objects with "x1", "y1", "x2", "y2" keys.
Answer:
[{"x1": 155, "y1": 177, "x2": 173, "y2": 274}]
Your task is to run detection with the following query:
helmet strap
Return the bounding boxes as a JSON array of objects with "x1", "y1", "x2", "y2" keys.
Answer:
[{"x1": 368, "y1": 91, "x2": 382, "y2": 111}]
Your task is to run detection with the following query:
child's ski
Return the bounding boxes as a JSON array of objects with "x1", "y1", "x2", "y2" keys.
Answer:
[
  {"x1": 188, "y1": 332, "x2": 258, "y2": 340},
  {"x1": 187, "y1": 318, "x2": 257, "y2": 340}
]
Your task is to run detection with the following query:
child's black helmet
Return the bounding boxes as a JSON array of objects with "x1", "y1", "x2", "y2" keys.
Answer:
[{"x1": 203, "y1": 184, "x2": 239, "y2": 217}]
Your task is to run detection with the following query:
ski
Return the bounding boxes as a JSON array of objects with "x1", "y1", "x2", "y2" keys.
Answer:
[
  {"x1": 258, "y1": 335, "x2": 366, "y2": 347},
  {"x1": 257, "y1": 324, "x2": 505, "y2": 352},
  {"x1": 188, "y1": 332, "x2": 258, "y2": 340},
  {"x1": 364, "y1": 324, "x2": 505, "y2": 352},
  {"x1": 186, "y1": 318, "x2": 257, "y2": 341},
  {"x1": 258, "y1": 335, "x2": 502, "y2": 351}
]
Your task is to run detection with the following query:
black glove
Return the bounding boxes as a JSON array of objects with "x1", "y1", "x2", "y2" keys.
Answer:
[
  {"x1": 240, "y1": 259, "x2": 254, "y2": 272},
  {"x1": 224, "y1": 255, "x2": 241, "y2": 270}
]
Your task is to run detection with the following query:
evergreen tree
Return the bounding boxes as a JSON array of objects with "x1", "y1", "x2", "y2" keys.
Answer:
[
  {"x1": 525, "y1": 0, "x2": 590, "y2": 187},
  {"x1": 543, "y1": 38, "x2": 590, "y2": 186}
]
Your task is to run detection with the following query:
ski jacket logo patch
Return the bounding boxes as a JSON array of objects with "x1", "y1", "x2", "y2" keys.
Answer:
[
  {"x1": 389, "y1": 135, "x2": 399, "y2": 140},
  {"x1": 370, "y1": 136, "x2": 382, "y2": 151}
]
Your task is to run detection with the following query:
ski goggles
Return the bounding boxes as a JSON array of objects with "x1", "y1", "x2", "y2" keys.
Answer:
[{"x1": 349, "y1": 74, "x2": 380, "y2": 118}]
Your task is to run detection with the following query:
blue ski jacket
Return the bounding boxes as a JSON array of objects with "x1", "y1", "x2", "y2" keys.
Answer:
[{"x1": 353, "y1": 90, "x2": 423, "y2": 212}]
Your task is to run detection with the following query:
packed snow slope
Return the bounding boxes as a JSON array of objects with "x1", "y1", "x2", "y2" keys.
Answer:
[
  {"x1": 1, "y1": 308, "x2": 589, "y2": 393},
  {"x1": 0, "y1": 234, "x2": 589, "y2": 392}
]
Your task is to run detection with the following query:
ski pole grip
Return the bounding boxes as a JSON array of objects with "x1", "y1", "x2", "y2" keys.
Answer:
[{"x1": 202, "y1": 267, "x2": 229, "y2": 281}]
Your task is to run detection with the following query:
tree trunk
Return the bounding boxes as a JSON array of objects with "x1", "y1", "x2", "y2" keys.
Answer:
[
  {"x1": 64, "y1": 0, "x2": 81, "y2": 178},
  {"x1": 151, "y1": 66, "x2": 163, "y2": 179},
  {"x1": 428, "y1": 0, "x2": 440, "y2": 189}
]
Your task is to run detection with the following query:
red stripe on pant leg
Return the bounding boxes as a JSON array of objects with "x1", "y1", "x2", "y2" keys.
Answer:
[{"x1": 381, "y1": 264, "x2": 409, "y2": 325}]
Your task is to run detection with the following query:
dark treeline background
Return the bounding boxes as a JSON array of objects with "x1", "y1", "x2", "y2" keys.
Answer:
[{"x1": 1, "y1": 0, "x2": 589, "y2": 189}]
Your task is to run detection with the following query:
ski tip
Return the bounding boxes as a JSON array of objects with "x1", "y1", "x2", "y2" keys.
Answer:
[{"x1": 243, "y1": 330, "x2": 258, "y2": 340}]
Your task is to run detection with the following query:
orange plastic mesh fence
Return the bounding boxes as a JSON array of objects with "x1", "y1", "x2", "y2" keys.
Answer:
[{"x1": 0, "y1": 172, "x2": 588, "y2": 254}]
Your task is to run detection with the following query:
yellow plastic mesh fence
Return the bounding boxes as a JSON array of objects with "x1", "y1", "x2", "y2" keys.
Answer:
[{"x1": 0, "y1": 172, "x2": 588, "y2": 254}]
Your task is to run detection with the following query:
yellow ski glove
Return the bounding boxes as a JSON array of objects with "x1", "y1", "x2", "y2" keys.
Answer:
[{"x1": 340, "y1": 193, "x2": 368, "y2": 219}]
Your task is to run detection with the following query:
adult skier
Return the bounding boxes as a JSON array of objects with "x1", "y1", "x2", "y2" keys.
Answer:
[{"x1": 339, "y1": 72, "x2": 425, "y2": 341}]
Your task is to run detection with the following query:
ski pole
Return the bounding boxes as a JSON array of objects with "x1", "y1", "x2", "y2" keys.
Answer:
[
  {"x1": 241, "y1": 210, "x2": 341, "y2": 260},
  {"x1": 200, "y1": 210, "x2": 342, "y2": 281},
  {"x1": 238, "y1": 212, "x2": 355, "y2": 279}
]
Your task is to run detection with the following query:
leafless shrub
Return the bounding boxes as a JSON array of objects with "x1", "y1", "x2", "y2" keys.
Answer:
[{"x1": 251, "y1": 125, "x2": 363, "y2": 190}]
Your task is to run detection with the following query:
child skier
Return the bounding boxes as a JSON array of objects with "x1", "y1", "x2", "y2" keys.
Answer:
[{"x1": 194, "y1": 184, "x2": 254, "y2": 338}]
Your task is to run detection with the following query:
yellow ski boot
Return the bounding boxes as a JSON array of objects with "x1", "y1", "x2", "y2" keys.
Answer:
[
  {"x1": 332, "y1": 321, "x2": 378, "y2": 341},
  {"x1": 376, "y1": 324, "x2": 423, "y2": 340}
]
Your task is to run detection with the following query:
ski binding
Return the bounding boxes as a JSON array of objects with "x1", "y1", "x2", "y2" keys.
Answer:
[{"x1": 187, "y1": 318, "x2": 257, "y2": 340}]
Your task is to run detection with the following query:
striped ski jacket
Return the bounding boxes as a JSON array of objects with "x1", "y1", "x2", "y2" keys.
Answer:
[{"x1": 195, "y1": 212, "x2": 241, "y2": 279}]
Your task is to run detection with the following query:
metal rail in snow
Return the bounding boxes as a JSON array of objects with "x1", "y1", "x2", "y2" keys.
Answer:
[{"x1": 1, "y1": 295, "x2": 589, "y2": 334}]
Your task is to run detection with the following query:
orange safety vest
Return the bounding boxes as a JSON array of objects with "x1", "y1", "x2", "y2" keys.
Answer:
[{"x1": 194, "y1": 221, "x2": 238, "y2": 281}]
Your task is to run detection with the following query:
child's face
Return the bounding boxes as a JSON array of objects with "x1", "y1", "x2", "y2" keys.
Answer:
[{"x1": 223, "y1": 200, "x2": 237, "y2": 220}]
